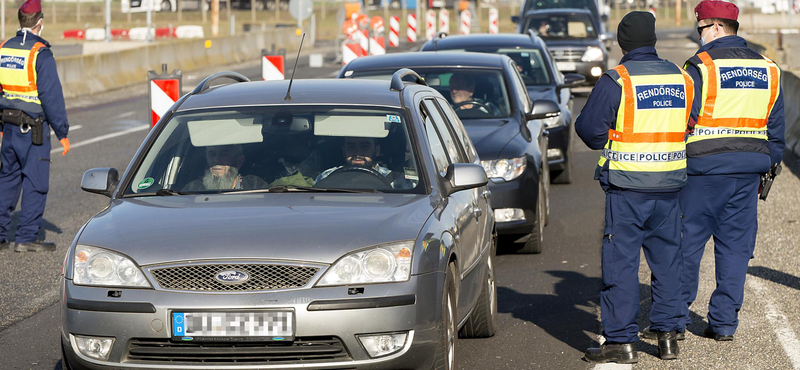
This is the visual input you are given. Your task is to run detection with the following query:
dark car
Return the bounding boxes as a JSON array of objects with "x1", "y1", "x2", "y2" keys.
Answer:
[
  {"x1": 338, "y1": 52, "x2": 561, "y2": 253},
  {"x1": 420, "y1": 33, "x2": 585, "y2": 183},
  {"x1": 62, "y1": 71, "x2": 498, "y2": 370},
  {"x1": 521, "y1": 9, "x2": 609, "y2": 84},
  {"x1": 512, "y1": 0, "x2": 611, "y2": 33}
]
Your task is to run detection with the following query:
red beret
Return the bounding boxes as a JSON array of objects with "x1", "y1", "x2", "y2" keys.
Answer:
[
  {"x1": 695, "y1": 0, "x2": 739, "y2": 22},
  {"x1": 20, "y1": 0, "x2": 42, "y2": 15}
]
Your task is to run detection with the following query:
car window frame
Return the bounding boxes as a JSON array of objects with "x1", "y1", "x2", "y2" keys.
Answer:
[
  {"x1": 419, "y1": 100, "x2": 453, "y2": 178},
  {"x1": 508, "y1": 60, "x2": 532, "y2": 114},
  {"x1": 436, "y1": 97, "x2": 479, "y2": 164},
  {"x1": 423, "y1": 99, "x2": 469, "y2": 165}
]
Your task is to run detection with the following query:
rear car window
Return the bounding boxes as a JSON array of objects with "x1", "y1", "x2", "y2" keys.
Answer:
[{"x1": 525, "y1": 13, "x2": 597, "y2": 40}]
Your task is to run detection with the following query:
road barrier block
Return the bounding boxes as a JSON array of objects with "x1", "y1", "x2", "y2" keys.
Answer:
[{"x1": 62, "y1": 29, "x2": 85, "y2": 40}]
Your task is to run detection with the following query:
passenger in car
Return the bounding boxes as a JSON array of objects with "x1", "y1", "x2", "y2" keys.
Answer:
[{"x1": 183, "y1": 144, "x2": 267, "y2": 191}]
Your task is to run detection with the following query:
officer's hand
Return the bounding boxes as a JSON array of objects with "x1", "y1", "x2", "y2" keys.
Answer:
[{"x1": 60, "y1": 137, "x2": 70, "y2": 156}]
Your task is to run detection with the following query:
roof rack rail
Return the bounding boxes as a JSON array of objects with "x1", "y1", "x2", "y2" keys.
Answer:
[
  {"x1": 390, "y1": 68, "x2": 427, "y2": 91},
  {"x1": 192, "y1": 71, "x2": 250, "y2": 95}
]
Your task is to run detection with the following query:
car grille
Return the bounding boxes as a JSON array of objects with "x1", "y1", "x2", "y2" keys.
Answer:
[
  {"x1": 550, "y1": 48, "x2": 585, "y2": 61},
  {"x1": 150, "y1": 263, "x2": 319, "y2": 292},
  {"x1": 125, "y1": 337, "x2": 352, "y2": 364}
]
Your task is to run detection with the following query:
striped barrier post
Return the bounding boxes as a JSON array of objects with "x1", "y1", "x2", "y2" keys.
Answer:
[
  {"x1": 389, "y1": 16, "x2": 400, "y2": 47},
  {"x1": 439, "y1": 9, "x2": 450, "y2": 34},
  {"x1": 489, "y1": 7, "x2": 498, "y2": 34},
  {"x1": 342, "y1": 43, "x2": 363, "y2": 65},
  {"x1": 407, "y1": 13, "x2": 418, "y2": 43},
  {"x1": 148, "y1": 64, "x2": 182, "y2": 128},
  {"x1": 370, "y1": 36, "x2": 386, "y2": 55},
  {"x1": 426, "y1": 10, "x2": 436, "y2": 40},
  {"x1": 460, "y1": 10, "x2": 471, "y2": 35},
  {"x1": 262, "y1": 49, "x2": 286, "y2": 81}
]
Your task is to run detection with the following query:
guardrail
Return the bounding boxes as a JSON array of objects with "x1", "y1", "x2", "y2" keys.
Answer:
[{"x1": 56, "y1": 27, "x2": 299, "y2": 99}]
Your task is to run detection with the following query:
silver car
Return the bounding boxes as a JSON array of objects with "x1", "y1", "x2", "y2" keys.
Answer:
[{"x1": 58, "y1": 70, "x2": 529, "y2": 369}]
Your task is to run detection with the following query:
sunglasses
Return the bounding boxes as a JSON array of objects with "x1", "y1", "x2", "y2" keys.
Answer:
[{"x1": 696, "y1": 23, "x2": 718, "y2": 35}]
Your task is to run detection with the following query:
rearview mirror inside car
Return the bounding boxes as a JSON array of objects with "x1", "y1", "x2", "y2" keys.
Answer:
[
  {"x1": 81, "y1": 168, "x2": 119, "y2": 198},
  {"x1": 444, "y1": 163, "x2": 488, "y2": 197},
  {"x1": 526, "y1": 99, "x2": 561, "y2": 121}
]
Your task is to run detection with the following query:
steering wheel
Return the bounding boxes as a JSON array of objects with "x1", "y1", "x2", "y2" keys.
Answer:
[
  {"x1": 314, "y1": 166, "x2": 392, "y2": 189},
  {"x1": 452, "y1": 100, "x2": 493, "y2": 112}
]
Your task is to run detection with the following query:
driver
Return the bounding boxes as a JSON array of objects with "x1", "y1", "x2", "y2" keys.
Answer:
[
  {"x1": 315, "y1": 137, "x2": 392, "y2": 183},
  {"x1": 184, "y1": 144, "x2": 267, "y2": 191},
  {"x1": 538, "y1": 20, "x2": 550, "y2": 36},
  {"x1": 450, "y1": 74, "x2": 492, "y2": 116}
]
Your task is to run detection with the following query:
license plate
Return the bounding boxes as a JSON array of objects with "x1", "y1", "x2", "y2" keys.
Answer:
[
  {"x1": 171, "y1": 310, "x2": 295, "y2": 341},
  {"x1": 557, "y1": 62, "x2": 577, "y2": 71}
]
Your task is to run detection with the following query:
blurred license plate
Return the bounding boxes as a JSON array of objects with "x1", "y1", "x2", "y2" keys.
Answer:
[
  {"x1": 172, "y1": 311, "x2": 294, "y2": 341},
  {"x1": 557, "y1": 62, "x2": 577, "y2": 71}
]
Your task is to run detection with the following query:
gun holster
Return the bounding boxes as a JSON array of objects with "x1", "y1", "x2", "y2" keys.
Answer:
[{"x1": 2, "y1": 109, "x2": 44, "y2": 145}]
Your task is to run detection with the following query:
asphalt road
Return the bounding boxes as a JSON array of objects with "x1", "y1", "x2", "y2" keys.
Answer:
[{"x1": 1, "y1": 29, "x2": 799, "y2": 370}]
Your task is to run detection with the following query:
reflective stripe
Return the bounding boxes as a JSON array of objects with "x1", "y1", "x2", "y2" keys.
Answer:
[
  {"x1": 608, "y1": 129, "x2": 685, "y2": 143},
  {"x1": 689, "y1": 127, "x2": 768, "y2": 138},
  {"x1": 613, "y1": 65, "x2": 636, "y2": 134},
  {"x1": 2, "y1": 92, "x2": 38, "y2": 101},
  {"x1": 602, "y1": 148, "x2": 686, "y2": 162},
  {"x1": 698, "y1": 52, "x2": 717, "y2": 121}
]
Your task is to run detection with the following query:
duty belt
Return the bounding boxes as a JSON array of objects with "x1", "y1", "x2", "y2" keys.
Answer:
[{"x1": 602, "y1": 149, "x2": 686, "y2": 163}]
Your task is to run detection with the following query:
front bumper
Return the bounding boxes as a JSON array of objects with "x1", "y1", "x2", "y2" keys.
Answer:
[
  {"x1": 487, "y1": 166, "x2": 538, "y2": 235},
  {"x1": 60, "y1": 272, "x2": 442, "y2": 370}
]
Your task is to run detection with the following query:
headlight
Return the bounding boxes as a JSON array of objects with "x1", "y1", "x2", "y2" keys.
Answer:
[
  {"x1": 543, "y1": 116, "x2": 563, "y2": 128},
  {"x1": 317, "y1": 241, "x2": 413, "y2": 286},
  {"x1": 73, "y1": 245, "x2": 150, "y2": 287},
  {"x1": 481, "y1": 156, "x2": 527, "y2": 181},
  {"x1": 581, "y1": 46, "x2": 604, "y2": 62}
]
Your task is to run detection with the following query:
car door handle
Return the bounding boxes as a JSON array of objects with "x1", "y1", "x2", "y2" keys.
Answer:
[{"x1": 473, "y1": 203, "x2": 482, "y2": 219}]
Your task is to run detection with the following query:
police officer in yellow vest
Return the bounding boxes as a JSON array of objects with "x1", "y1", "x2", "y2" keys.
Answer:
[
  {"x1": 0, "y1": 0, "x2": 70, "y2": 252},
  {"x1": 676, "y1": 0, "x2": 784, "y2": 341},
  {"x1": 575, "y1": 12, "x2": 693, "y2": 363}
]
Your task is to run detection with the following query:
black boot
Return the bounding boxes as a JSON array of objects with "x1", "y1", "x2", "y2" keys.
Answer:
[
  {"x1": 0, "y1": 240, "x2": 9, "y2": 251},
  {"x1": 657, "y1": 331, "x2": 680, "y2": 360},
  {"x1": 584, "y1": 342, "x2": 638, "y2": 364},
  {"x1": 13, "y1": 241, "x2": 56, "y2": 252},
  {"x1": 642, "y1": 325, "x2": 686, "y2": 340}
]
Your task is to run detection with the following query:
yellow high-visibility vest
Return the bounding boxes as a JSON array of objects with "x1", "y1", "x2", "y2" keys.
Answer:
[
  {"x1": 596, "y1": 61, "x2": 693, "y2": 190},
  {"x1": 0, "y1": 38, "x2": 46, "y2": 113},
  {"x1": 684, "y1": 48, "x2": 780, "y2": 157}
]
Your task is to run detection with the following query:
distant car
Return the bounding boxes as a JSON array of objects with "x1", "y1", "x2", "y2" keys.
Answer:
[
  {"x1": 520, "y1": 8, "x2": 610, "y2": 84},
  {"x1": 61, "y1": 71, "x2": 497, "y2": 370},
  {"x1": 339, "y1": 52, "x2": 561, "y2": 253},
  {"x1": 512, "y1": 0, "x2": 610, "y2": 32},
  {"x1": 420, "y1": 33, "x2": 585, "y2": 183}
]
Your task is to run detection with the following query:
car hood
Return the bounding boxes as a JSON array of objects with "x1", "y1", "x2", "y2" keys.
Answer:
[
  {"x1": 78, "y1": 193, "x2": 433, "y2": 266},
  {"x1": 461, "y1": 118, "x2": 521, "y2": 161},
  {"x1": 526, "y1": 85, "x2": 557, "y2": 101}
]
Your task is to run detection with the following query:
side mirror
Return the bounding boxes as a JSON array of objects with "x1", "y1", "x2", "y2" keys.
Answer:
[
  {"x1": 526, "y1": 99, "x2": 561, "y2": 121},
  {"x1": 559, "y1": 73, "x2": 586, "y2": 88},
  {"x1": 511, "y1": 15, "x2": 520, "y2": 23},
  {"x1": 444, "y1": 163, "x2": 488, "y2": 196},
  {"x1": 81, "y1": 168, "x2": 119, "y2": 198}
]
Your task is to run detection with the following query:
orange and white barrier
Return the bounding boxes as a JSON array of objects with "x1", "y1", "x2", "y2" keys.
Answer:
[
  {"x1": 175, "y1": 25, "x2": 204, "y2": 39},
  {"x1": 407, "y1": 13, "x2": 417, "y2": 43},
  {"x1": 262, "y1": 55, "x2": 285, "y2": 81},
  {"x1": 129, "y1": 27, "x2": 155, "y2": 41},
  {"x1": 426, "y1": 10, "x2": 436, "y2": 40},
  {"x1": 389, "y1": 16, "x2": 400, "y2": 47},
  {"x1": 439, "y1": 9, "x2": 450, "y2": 34},
  {"x1": 342, "y1": 43, "x2": 364, "y2": 65},
  {"x1": 85, "y1": 28, "x2": 106, "y2": 41},
  {"x1": 148, "y1": 67, "x2": 182, "y2": 127},
  {"x1": 460, "y1": 10, "x2": 471, "y2": 35},
  {"x1": 62, "y1": 29, "x2": 85, "y2": 40},
  {"x1": 369, "y1": 36, "x2": 385, "y2": 55},
  {"x1": 489, "y1": 7, "x2": 499, "y2": 34},
  {"x1": 371, "y1": 16, "x2": 385, "y2": 35}
]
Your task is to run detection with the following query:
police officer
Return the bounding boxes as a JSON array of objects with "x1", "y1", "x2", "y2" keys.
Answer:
[
  {"x1": 575, "y1": 12, "x2": 693, "y2": 363},
  {"x1": 677, "y1": 0, "x2": 784, "y2": 341},
  {"x1": 0, "y1": 0, "x2": 70, "y2": 252}
]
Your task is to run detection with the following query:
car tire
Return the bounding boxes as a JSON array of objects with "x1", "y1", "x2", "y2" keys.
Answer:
[
  {"x1": 161, "y1": 0, "x2": 171, "y2": 11},
  {"x1": 519, "y1": 176, "x2": 544, "y2": 254},
  {"x1": 433, "y1": 262, "x2": 457, "y2": 370},
  {"x1": 458, "y1": 236, "x2": 497, "y2": 338}
]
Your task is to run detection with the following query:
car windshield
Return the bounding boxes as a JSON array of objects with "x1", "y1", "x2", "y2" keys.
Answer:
[
  {"x1": 347, "y1": 68, "x2": 512, "y2": 120},
  {"x1": 523, "y1": 0, "x2": 599, "y2": 20},
  {"x1": 125, "y1": 106, "x2": 423, "y2": 195},
  {"x1": 525, "y1": 13, "x2": 597, "y2": 40},
  {"x1": 436, "y1": 48, "x2": 552, "y2": 86}
]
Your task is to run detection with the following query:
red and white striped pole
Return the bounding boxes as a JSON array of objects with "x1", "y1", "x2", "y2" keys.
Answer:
[
  {"x1": 488, "y1": 7, "x2": 499, "y2": 34},
  {"x1": 439, "y1": 9, "x2": 450, "y2": 34},
  {"x1": 148, "y1": 65, "x2": 182, "y2": 128},
  {"x1": 407, "y1": 13, "x2": 417, "y2": 43},
  {"x1": 426, "y1": 10, "x2": 436, "y2": 40},
  {"x1": 389, "y1": 16, "x2": 400, "y2": 47},
  {"x1": 460, "y1": 10, "x2": 471, "y2": 35}
]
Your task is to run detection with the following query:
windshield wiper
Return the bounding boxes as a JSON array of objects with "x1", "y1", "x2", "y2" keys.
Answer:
[
  {"x1": 155, "y1": 188, "x2": 187, "y2": 196},
  {"x1": 226, "y1": 186, "x2": 379, "y2": 195}
]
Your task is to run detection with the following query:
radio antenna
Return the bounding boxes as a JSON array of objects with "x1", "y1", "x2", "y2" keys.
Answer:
[{"x1": 284, "y1": 33, "x2": 305, "y2": 101}]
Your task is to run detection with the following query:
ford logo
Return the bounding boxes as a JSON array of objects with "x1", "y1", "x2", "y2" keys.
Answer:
[{"x1": 215, "y1": 270, "x2": 250, "y2": 284}]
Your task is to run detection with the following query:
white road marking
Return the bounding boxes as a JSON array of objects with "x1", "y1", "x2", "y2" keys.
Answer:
[
  {"x1": 747, "y1": 277, "x2": 800, "y2": 370},
  {"x1": 113, "y1": 110, "x2": 136, "y2": 119},
  {"x1": 50, "y1": 124, "x2": 150, "y2": 154},
  {"x1": 593, "y1": 364, "x2": 632, "y2": 370},
  {"x1": 50, "y1": 125, "x2": 82, "y2": 136}
]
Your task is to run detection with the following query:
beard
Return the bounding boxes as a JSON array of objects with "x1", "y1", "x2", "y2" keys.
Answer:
[
  {"x1": 346, "y1": 155, "x2": 374, "y2": 168},
  {"x1": 202, "y1": 167, "x2": 239, "y2": 190}
]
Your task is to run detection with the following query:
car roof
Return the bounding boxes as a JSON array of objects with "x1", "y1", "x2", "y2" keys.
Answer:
[
  {"x1": 421, "y1": 33, "x2": 545, "y2": 51},
  {"x1": 342, "y1": 52, "x2": 508, "y2": 71},
  {"x1": 177, "y1": 79, "x2": 411, "y2": 111},
  {"x1": 524, "y1": 8, "x2": 593, "y2": 16}
]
